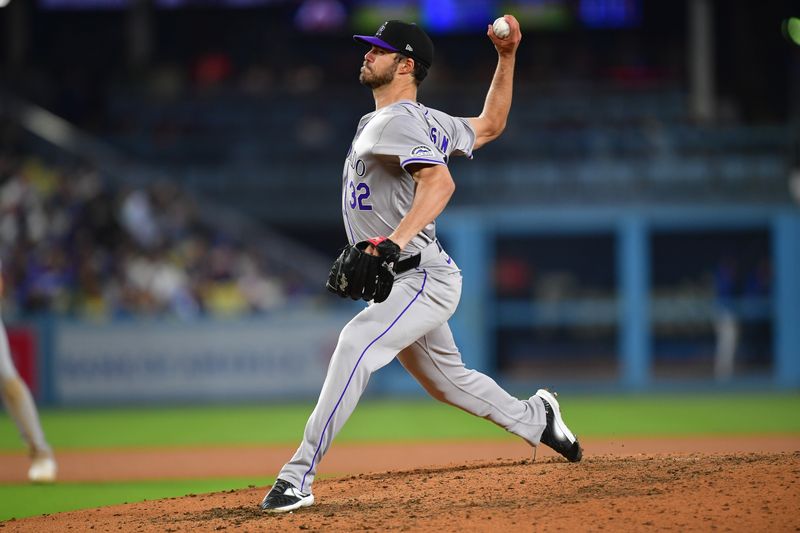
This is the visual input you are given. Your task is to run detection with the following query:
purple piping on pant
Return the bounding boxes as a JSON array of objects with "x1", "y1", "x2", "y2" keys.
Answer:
[{"x1": 301, "y1": 270, "x2": 428, "y2": 491}]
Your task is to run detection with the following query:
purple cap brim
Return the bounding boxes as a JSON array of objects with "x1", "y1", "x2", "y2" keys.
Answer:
[{"x1": 353, "y1": 35, "x2": 399, "y2": 52}]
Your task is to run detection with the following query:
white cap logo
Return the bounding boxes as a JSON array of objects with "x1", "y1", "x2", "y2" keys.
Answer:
[
  {"x1": 376, "y1": 22, "x2": 387, "y2": 36},
  {"x1": 405, "y1": 44, "x2": 414, "y2": 52}
]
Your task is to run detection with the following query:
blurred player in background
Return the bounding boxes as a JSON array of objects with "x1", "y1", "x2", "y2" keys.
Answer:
[{"x1": 0, "y1": 262, "x2": 57, "y2": 483}]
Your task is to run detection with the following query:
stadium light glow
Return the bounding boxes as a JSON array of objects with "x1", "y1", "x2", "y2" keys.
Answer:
[{"x1": 784, "y1": 17, "x2": 800, "y2": 46}]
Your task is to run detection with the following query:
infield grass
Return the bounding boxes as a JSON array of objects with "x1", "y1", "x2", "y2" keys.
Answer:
[
  {"x1": 0, "y1": 477, "x2": 270, "y2": 522},
  {"x1": 1, "y1": 393, "x2": 799, "y2": 451}
]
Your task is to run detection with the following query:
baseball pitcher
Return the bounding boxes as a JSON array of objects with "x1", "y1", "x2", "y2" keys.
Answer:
[{"x1": 261, "y1": 15, "x2": 581, "y2": 513}]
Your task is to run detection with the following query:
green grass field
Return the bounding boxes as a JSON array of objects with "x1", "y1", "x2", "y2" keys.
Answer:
[{"x1": 1, "y1": 393, "x2": 798, "y2": 521}]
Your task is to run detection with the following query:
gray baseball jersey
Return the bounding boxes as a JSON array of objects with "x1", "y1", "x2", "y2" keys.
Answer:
[
  {"x1": 341, "y1": 100, "x2": 474, "y2": 256},
  {"x1": 276, "y1": 101, "x2": 547, "y2": 494}
]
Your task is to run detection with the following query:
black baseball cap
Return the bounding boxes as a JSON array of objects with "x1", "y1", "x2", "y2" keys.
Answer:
[{"x1": 353, "y1": 20, "x2": 434, "y2": 69}]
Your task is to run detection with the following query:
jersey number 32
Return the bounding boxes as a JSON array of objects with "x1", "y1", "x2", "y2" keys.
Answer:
[{"x1": 348, "y1": 180, "x2": 372, "y2": 211}]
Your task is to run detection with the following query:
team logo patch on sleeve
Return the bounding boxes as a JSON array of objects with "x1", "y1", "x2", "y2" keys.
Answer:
[{"x1": 411, "y1": 145, "x2": 434, "y2": 157}]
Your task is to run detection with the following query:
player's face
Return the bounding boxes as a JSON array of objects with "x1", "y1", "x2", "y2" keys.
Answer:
[{"x1": 359, "y1": 46, "x2": 400, "y2": 89}]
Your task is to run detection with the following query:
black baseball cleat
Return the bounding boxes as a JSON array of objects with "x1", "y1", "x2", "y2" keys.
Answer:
[
  {"x1": 260, "y1": 479, "x2": 314, "y2": 513},
  {"x1": 534, "y1": 389, "x2": 583, "y2": 462}
]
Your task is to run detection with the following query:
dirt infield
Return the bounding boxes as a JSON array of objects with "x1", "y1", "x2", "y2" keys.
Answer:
[{"x1": 2, "y1": 436, "x2": 800, "y2": 531}]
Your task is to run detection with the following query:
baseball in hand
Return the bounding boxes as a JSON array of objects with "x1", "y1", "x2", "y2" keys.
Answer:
[{"x1": 492, "y1": 17, "x2": 511, "y2": 39}]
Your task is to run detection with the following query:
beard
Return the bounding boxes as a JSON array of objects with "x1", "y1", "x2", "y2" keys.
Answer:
[{"x1": 359, "y1": 64, "x2": 396, "y2": 89}]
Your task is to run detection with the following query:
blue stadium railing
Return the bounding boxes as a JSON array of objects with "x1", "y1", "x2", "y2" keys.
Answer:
[{"x1": 439, "y1": 205, "x2": 800, "y2": 392}]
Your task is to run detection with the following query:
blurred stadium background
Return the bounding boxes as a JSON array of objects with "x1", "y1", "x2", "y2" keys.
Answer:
[
  {"x1": 0, "y1": 0, "x2": 798, "y2": 406},
  {"x1": 1, "y1": 0, "x2": 799, "y2": 522}
]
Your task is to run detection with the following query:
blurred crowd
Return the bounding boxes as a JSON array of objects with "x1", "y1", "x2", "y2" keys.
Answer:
[{"x1": 0, "y1": 136, "x2": 312, "y2": 320}]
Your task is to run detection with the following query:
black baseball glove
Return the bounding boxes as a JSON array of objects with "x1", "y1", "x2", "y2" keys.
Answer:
[{"x1": 326, "y1": 237, "x2": 401, "y2": 303}]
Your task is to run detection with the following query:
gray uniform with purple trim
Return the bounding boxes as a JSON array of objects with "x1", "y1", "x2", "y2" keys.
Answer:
[{"x1": 277, "y1": 100, "x2": 547, "y2": 493}]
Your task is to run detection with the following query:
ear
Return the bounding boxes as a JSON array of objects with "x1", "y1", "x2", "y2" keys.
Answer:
[{"x1": 398, "y1": 56, "x2": 415, "y2": 75}]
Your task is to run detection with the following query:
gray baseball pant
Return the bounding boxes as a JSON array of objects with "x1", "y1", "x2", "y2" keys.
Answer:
[{"x1": 278, "y1": 242, "x2": 547, "y2": 492}]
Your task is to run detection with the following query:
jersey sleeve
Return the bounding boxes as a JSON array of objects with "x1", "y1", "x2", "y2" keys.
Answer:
[
  {"x1": 447, "y1": 116, "x2": 476, "y2": 159},
  {"x1": 371, "y1": 115, "x2": 447, "y2": 170}
]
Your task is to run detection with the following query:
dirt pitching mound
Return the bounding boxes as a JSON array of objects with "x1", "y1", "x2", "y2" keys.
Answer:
[{"x1": 8, "y1": 451, "x2": 799, "y2": 532}]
